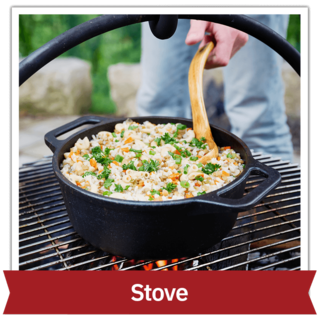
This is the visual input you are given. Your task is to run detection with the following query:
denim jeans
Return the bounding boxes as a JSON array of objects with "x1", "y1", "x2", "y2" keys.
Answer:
[{"x1": 136, "y1": 15, "x2": 293, "y2": 162}]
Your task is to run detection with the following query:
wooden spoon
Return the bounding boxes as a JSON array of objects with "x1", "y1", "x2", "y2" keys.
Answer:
[{"x1": 188, "y1": 42, "x2": 219, "y2": 164}]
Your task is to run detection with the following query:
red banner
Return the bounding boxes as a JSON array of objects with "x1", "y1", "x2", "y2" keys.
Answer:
[{"x1": 3, "y1": 270, "x2": 316, "y2": 314}]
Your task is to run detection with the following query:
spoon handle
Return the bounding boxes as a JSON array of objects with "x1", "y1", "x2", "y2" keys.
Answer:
[{"x1": 188, "y1": 42, "x2": 216, "y2": 150}]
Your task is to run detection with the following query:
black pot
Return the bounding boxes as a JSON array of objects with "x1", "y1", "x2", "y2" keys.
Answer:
[{"x1": 45, "y1": 115, "x2": 281, "y2": 260}]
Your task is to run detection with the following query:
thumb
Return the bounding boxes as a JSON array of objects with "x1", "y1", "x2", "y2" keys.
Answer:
[{"x1": 185, "y1": 20, "x2": 209, "y2": 45}]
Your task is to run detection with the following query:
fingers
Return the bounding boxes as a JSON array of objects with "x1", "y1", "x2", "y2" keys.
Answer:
[
  {"x1": 185, "y1": 20, "x2": 209, "y2": 45},
  {"x1": 205, "y1": 27, "x2": 248, "y2": 69}
]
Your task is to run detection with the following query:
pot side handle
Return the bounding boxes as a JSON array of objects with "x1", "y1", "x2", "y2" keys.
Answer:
[
  {"x1": 44, "y1": 115, "x2": 112, "y2": 153},
  {"x1": 195, "y1": 159, "x2": 282, "y2": 212}
]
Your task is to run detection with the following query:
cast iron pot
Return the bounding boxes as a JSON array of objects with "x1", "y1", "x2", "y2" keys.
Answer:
[{"x1": 45, "y1": 115, "x2": 281, "y2": 260}]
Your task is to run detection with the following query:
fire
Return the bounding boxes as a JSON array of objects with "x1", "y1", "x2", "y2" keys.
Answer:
[{"x1": 110, "y1": 257, "x2": 183, "y2": 271}]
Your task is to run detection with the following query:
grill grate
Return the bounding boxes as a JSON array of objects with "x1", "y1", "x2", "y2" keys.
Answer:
[{"x1": 19, "y1": 153, "x2": 300, "y2": 271}]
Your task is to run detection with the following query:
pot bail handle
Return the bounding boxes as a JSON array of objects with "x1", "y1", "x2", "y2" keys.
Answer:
[
  {"x1": 44, "y1": 115, "x2": 110, "y2": 153},
  {"x1": 149, "y1": 15, "x2": 179, "y2": 40}
]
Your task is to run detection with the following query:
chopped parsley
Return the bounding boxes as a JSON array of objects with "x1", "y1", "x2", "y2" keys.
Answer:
[
  {"x1": 138, "y1": 159, "x2": 160, "y2": 173},
  {"x1": 173, "y1": 124, "x2": 187, "y2": 137},
  {"x1": 124, "y1": 185, "x2": 130, "y2": 190},
  {"x1": 148, "y1": 195, "x2": 154, "y2": 201},
  {"x1": 82, "y1": 154, "x2": 90, "y2": 160},
  {"x1": 104, "y1": 147, "x2": 112, "y2": 156},
  {"x1": 151, "y1": 146, "x2": 156, "y2": 149},
  {"x1": 161, "y1": 132, "x2": 178, "y2": 145},
  {"x1": 112, "y1": 132, "x2": 117, "y2": 138},
  {"x1": 163, "y1": 182, "x2": 177, "y2": 193},
  {"x1": 91, "y1": 146, "x2": 112, "y2": 166},
  {"x1": 122, "y1": 161, "x2": 137, "y2": 171},
  {"x1": 104, "y1": 178, "x2": 114, "y2": 189},
  {"x1": 180, "y1": 181, "x2": 190, "y2": 188},
  {"x1": 150, "y1": 189, "x2": 161, "y2": 196},
  {"x1": 183, "y1": 164, "x2": 190, "y2": 174},
  {"x1": 91, "y1": 146, "x2": 103, "y2": 155},
  {"x1": 120, "y1": 130, "x2": 125, "y2": 138},
  {"x1": 114, "y1": 154, "x2": 124, "y2": 163},
  {"x1": 114, "y1": 184, "x2": 124, "y2": 192},
  {"x1": 128, "y1": 125, "x2": 138, "y2": 130},
  {"x1": 115, "y1": 139, "x2": 119, "y2": 142},
  {"x1": 189, "y1": 137, "x2": 207, "y2": 150},
  {"x1": 82, "y1": 171, "x2": 97, "y2": 178},
  {"x1": 242, "y1": 164, "x2": 246, "y2": 168},
  {"x1": 197, "y1": 163, "x2": 203, "y2": 168},
  {"x1": 135, "y1": 153, "x2": 142, "y2": 158},
  {"x1": 168, "y1": 151, "x2": 182, "y2": 165},
  {"x1": 154, "y1": 137, "x2": 161, "y2": 146},
  {"x1": 197, "y1": 191, "x2": 206, "y2": 196},
  {"x1": 97, "y1": 167, "x2": 111, "y2": 180},
  {"x1": 149, "y1": 150, "x2": 156, "y2": 155},
  {"x1": 189, "y1": 156, "x2": 198, "y2": 161},
  {"x1": 195, "y1": 175, "x2": 204, "y2": 182},
  {"x1": 103, "y1": 191, "x2": 113, "y2": 196},
  {"x1": 173, "y1": 144, "x2": 191, "y2": 158},
  {"x1": 202, "y1": 163, "x2": 221, "y2": 175}
]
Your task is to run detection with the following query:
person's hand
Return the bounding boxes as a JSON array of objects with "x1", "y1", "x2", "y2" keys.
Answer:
[{"x1": 185, "y1": 20, "x2": 249, "y2": 69}]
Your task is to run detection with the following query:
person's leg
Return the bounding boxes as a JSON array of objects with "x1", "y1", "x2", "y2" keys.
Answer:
[
  {"x1": 223, "y1": 15, "x2": 294, "y2": 162},
  {"x1": 137, "y1": 20, "x2": 199, "y2": 119}
]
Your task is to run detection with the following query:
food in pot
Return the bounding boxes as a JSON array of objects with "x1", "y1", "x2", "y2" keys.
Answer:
[{"x1": 60, "y1": 119, "x2": 245, "y2": 201}]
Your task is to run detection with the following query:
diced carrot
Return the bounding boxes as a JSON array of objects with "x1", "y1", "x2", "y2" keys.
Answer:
[
  {"x1": 124, "y1": 137, "x2": 133, "y2": 144},
  {"x1": 222, "y1": 171, "x2": 230, "y2": 177},
  {"x1": 68, "y1": 151, "x2": 74, "y2": 158},
  {"x1": 90, "y1": 158, "x2": 97, "y2": 168},
  {"x1": 234, "y1": 162, "x2": 238, "y2": 166},
  {"x1": 76, "y1": 150, "x2": 80, "y2": 155},
  {"x1": 123, "y1": 170, "x2": 127, "y2": 173},
  {"x1": 187, "y1": 128, "x2": 192, "y2": 131},
  {"x1": 223, "y1": 146, "x2": 231, "y2": 150},
  {"x1": 112, "y1": 161, "x2": 119, "y2": 166},
  {"x1": 174, "y1": 150, "x2": 181, "y2": 155},
  {"x1": 138, "y1": 181, "x2": 145, "y2": 187},
  {"x1": 217, "y1": 157, "x2": 221, "y2": 161},
  {"x1": 168, "y1": 173, "x2": 180, "y2": 181},
  {"x1": 110, "y1": 157, "x2": 114, "y2": 160},
  {"x1": 121, "y1": 147, "x2": 130, "y2": 152},
  {"x1": 76, "y1": 181, "x2": 81, "y2": 186},
  {"x1": 195, "y1": 182, "x2": 201, "y2": 187},
  {"x1": 185, "y1": 193, "x2": 194, "y2": 198},
  {"x1": 198, "y1": 155, "x2": 202, "y2": 158}
]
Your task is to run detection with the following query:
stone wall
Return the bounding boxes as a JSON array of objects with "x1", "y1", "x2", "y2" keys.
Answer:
[{"x1": 19, "y1": 57, "x2": 92, "y2": 115}]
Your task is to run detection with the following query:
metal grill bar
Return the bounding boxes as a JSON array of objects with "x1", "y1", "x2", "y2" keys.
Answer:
[{"x1": 19, "y1": 152, "x2": 300, "y2": 271}]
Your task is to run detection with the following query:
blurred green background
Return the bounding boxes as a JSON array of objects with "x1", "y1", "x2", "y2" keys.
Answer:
[{"x1": 19, "y1": 14, "x2": 300, "y2": 115}]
